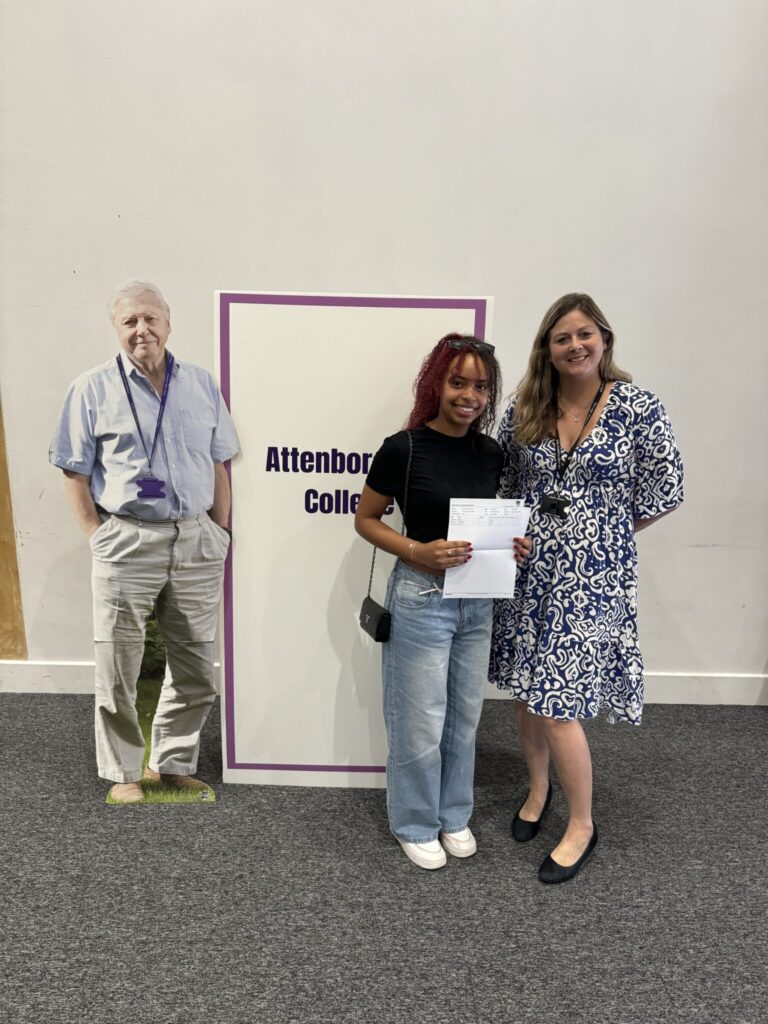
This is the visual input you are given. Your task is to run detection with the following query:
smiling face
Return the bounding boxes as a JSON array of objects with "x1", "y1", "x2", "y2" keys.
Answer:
[
  {"x1": 113, "y1": 291, "x2": 171, "y2": 372},
  {"x1": 547, "y1": 308, "x2": 606, "y2": 384},
  {"x1": 429, "y1": 353, "x2": 489, "y2": 437}
]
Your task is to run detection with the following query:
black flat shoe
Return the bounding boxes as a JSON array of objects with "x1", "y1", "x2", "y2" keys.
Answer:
[
  {"x1": 538, "y1": 824, "x2": 598, "y2": 884},
  {"x1": 511, "y1": 782, "x2": 553, "y2": 842}
]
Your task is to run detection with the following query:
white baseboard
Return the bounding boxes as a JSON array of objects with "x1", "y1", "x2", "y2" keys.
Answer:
[
  {"x1": 2, "y1": 661, "x2": 767, "y2": 704},
  {"x1": 643, "y1": 673, "x2": 768, "y2": 705},
  {"x1": 0, "y1": 660, "x2": 221, "y2": 695},
  {"x1": 0, "y1": 660, "x2": 95, "y2": 693}
]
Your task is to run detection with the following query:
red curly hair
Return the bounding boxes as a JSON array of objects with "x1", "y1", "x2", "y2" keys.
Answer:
[{"x1": 406, "y1": 333, "x2": 501, "y2": 434}]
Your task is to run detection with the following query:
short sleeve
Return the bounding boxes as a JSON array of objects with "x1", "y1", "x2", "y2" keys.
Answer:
[
  {"x1": 365, "y1": 433, "x2": 408, "y2": 499},
  {"x1": 48, "y1": 378, "x2": 97, "y2": 475},
  {"x1": 632, "y1": 392, "x2": 684, "y2": 519},
  {"x1": 496, "y1": 402, "x2": 522, "y2": 499},
  {"x1": 210, "y1": 383, "x2": 240, "y2": 462}
]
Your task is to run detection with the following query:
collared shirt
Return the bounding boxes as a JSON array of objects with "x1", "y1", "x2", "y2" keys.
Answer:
[{"x1": 49, "y1": 351, "x2": 239, "y2": 520}]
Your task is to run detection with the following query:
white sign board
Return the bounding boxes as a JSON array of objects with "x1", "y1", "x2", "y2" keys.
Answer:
[{"x1": 218, "y1": 293, "x2": 491, "y2": 786}]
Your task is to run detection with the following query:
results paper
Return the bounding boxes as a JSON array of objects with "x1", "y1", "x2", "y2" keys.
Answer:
[{"x1": 443, "y1": 498, "x2": 531, "y2": 599}]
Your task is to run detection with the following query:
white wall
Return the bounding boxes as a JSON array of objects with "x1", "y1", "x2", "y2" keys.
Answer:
[{"x1": 1, "y1": 0, "x2": 766, "y2": 701}]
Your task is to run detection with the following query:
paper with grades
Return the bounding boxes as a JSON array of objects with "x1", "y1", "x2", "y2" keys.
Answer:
[{"x1": 443, "y1": 498, "x2": 531, "y2": 599}]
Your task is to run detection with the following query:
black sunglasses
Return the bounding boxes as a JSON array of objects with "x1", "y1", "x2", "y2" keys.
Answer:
[{"x1": 447, "y1": 338, "x2": 495, "y2": 356}]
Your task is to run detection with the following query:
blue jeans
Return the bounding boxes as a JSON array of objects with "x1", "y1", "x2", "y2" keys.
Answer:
[{"x1": 382, "y1": 562, "x2": 492, "y2": 843}]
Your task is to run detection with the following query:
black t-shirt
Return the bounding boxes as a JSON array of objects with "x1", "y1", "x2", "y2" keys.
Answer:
[{"x1": 365, "y1": 427, "x2": 503, "y2": 543}]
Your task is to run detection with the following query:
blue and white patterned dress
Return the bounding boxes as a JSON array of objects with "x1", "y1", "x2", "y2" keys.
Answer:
[{"x1": 489, "y1": 380, "x2": 684, "y2": 724}]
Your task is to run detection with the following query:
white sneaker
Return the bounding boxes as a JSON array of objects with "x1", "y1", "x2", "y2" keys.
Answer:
[
  {"x1": 397, "y1": 837, "x2": 447, "y2": 870},
  {"x1": 440, "y1": 827, "x2": 477, "y2": 858}
]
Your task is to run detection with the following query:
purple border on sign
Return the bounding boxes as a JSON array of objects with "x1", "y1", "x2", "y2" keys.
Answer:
[{"x1": 219, "y1": 293, "x2": 488, "y2": 774}]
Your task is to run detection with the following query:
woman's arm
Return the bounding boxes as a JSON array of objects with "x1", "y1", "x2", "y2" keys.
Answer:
[
  {"x1": 354, "y1": 485, "x2": 531, "y2": 569},
  {"x1": 630, "y1": 390, "x2": 684, "y2": 529},
  {"x1": 634, "y1": 509, "x2": 673, "y2": 533},
  {"x1": 354, "y1": 485, "x2": 471, "y2": 571}
]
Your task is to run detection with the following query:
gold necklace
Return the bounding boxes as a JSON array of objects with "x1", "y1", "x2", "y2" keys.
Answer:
[{"x1": 558, "y1": 400, "x2": 593, "y2": 422}]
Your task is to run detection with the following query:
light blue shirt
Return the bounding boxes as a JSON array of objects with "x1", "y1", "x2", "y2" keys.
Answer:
[{"x1": 49, "y1": 352, "x2": 240, "y2": 520}]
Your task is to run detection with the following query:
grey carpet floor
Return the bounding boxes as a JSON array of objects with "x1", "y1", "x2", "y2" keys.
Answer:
[{"x1": 0, "y1": 695, "x2": 766, "y2": 1024}]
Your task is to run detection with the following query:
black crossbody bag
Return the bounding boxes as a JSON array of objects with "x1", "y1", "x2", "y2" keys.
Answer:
[{"x1": 359, "y1": 431, "x2": 413, "y2": 643}]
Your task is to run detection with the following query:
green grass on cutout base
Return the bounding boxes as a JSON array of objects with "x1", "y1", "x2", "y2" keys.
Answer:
[
  {"x1": 105, "y1": 677, "x2": 216, "y2": 806},
  {"x1": 105, "y1": 780, "x2": 215, "y2": 806}
]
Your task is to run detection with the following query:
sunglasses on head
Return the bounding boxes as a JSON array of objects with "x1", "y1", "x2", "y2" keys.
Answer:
[{"x1": 447, "y1": 338, "x2": 495, "y2": 356}]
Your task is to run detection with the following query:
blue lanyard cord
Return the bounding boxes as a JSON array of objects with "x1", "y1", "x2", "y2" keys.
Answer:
[{"x1": 116, "y1": 352, "x2": 175, "y2": 472}]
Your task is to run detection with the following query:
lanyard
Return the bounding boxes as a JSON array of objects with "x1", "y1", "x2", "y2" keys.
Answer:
[
  {"x1": 116, "y1": 352, "x2": 174, "y2": 473},
  {"x1": 554, "y1": 380, "x2": 605, "y2": 482}
]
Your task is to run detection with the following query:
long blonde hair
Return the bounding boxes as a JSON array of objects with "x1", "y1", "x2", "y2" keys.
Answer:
[{"x1": 513, "y1": 293, "x2": 631, "y2": 445}]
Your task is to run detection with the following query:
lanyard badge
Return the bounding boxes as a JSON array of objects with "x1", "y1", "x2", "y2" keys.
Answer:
[
  {"x1": 137, "y1": 477, "x2": 166, "y2": 498},
  {"x1": 116, "y1": 353, "x2": 174, "y2": 499},
  {"x1": 539, "y1": 493, "x2": 570, "y2": 519}
]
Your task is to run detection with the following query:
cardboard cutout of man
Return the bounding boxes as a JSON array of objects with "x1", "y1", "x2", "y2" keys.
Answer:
[{"x1": 50, "y1": 280, "x2": 239, "y2": 803}]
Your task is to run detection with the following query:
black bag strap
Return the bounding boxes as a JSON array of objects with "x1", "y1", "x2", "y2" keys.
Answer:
[{"x1": 366, "y1": 430, "x2": 414, "y2": 601}]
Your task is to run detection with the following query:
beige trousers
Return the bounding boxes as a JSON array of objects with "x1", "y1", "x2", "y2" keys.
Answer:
[{"x1": 90, "y1": 513, "x2": 230, "y2": 783}]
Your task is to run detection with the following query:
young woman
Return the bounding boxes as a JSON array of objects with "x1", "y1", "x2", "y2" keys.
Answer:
[
  {"x1": 490, "y1": 294, "x2": 684, "y2": 883},
  {"x1": 355, "y1": 334, "x2": 529, "y2": 870}
]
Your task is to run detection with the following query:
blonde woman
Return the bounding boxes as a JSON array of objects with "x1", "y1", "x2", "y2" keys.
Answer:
[{"x1": 490, "y1": 294, "x2": 683, "y2": 883}]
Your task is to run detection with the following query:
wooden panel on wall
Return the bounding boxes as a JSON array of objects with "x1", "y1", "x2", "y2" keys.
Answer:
[{"x1": 0, "y1": 399, "x2": 27, "y2": 658}]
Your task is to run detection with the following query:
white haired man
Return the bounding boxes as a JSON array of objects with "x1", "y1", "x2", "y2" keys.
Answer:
[{"x1": 49, "y1": 280, "x2": 239, "y2": 803}]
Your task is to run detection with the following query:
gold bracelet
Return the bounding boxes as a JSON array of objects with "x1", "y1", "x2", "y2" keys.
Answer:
[{"x1": 408, "y1": 541, "x2": 417, "y2": 561}]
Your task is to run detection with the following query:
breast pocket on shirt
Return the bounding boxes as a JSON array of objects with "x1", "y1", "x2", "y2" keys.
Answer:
[{"x1": 180, "y1": 410, "x2": 216, "y2": 454}]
